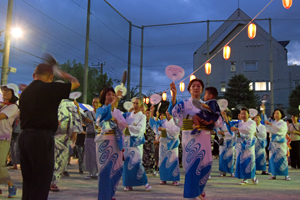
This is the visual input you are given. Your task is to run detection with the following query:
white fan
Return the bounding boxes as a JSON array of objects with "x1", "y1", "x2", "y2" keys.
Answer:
[
  {"x1": 69, "y1": 92, "x2": 82, "y2": 100},
  {"x1": 217, "y1": 99, "x2": 228, "y2": 111},
  {"x1": 123, "y1": 101, "x2": 133, "y2": 111},
  {"x1": 249, "y1": 108, "x2": 258, "y2": 118}
]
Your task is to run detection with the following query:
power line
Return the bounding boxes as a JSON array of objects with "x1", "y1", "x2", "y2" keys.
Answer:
[{"x1": 21, "y1": 0, "x2": 86, "y2": 38}]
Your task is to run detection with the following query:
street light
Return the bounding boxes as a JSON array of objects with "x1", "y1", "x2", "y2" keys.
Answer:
[
  {"x1": 0, "y1": 0, "x2": 14, "y2": 85},
  {"x1": 0, "y1": 27, "x2": 22, "y2": 84},
  {"x1": 10, "y1": 27, "x2": 23, "y2": 38}
]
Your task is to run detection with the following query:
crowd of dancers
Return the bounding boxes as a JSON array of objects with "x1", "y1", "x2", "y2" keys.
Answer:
[{"x1": 0, "y1": 63, "x2": 299, "y2": 200}]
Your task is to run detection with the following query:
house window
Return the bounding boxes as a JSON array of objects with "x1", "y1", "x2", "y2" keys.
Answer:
[
  {"x1": 255, "y1": 82, "x2": 267, "y2": 91},
  {"x1": 230, "y1": 62, "x2": 236, "y2": 72},
  {"x1": 221, "y1": 82, "x2": 226, "y2": 92},
  {"x1": 249, "y1": 82, "x2": 253, "y2": 91},
  {"x1": 295, "y1": 81, "x2": 299, "y2": 88},
  {"x1": 244, "y1": 61, "x2": 257, "y2": 71}
]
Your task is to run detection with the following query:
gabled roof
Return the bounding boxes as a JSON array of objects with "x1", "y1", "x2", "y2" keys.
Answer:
[
  {"x1": 194, "y1": 8, "x2": 289, "y2": 55},
  {"x1": 278, "y1": 41, "x2": 290, "y2": 47}
]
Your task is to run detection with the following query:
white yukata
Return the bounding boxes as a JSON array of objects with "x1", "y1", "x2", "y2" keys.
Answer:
[
  {"x1": 234, "y1": 119, "x2": 256, "y2": 180},
  {"x1": 95, "y1": 105, "x2": 126, "y2": 200},
  {"x1": 255, "y1": 123, "x2": 267, "y2": 171},
  {"x1": 168, "y1": 98, "x2": 222, "y2": 199},
  {"x1": 150, "y1": 117, "x2": 180, "y2": 182},
  {"x1": 218, "y1": 121, "x2": 236, "y2": 175},
  {"x1": 264, "y1": 118, "x2": 289, "y2": 176},
  {"x1": 122, "y1": 111, "x2": 148, "y2": 187}
]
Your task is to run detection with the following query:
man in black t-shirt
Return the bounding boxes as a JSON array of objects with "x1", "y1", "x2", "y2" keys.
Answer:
[{"x1": 18, "y1": 63, "x2": 80, "y2": 200}]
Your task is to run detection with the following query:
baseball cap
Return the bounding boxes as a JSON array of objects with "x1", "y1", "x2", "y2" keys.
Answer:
[{"x1": 1, "y1": 83, "x2": 19, "y2": 99}]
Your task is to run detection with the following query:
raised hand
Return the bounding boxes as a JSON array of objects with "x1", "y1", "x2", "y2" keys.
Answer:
[
  {"x1": 150, "y1": 105, "x2": 155, "y2": 118},
  {"x1": 170, "y1": 82, "x2": 177, "y2": 106}
]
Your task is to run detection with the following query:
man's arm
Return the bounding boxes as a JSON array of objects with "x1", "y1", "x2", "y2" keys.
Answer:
[
  {"x1": 0, "y1": 113, "x2": 7, "y2": 120},
  {"x1": 59, "y1": 71, "x2": 80, "y2": 90}
]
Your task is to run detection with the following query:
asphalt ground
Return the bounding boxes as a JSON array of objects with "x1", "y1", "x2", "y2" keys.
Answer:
[{"x1": 1, "y1": 158, "x2": 300, "y2": 200}]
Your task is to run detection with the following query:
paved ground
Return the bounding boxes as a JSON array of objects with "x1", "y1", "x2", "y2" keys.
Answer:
[{"x1": 1, "y1": 158, "x2": 300, "y2": 200}]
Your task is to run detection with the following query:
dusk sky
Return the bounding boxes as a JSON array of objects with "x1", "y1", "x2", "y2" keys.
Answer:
[{"x1": 0, "y1": 0, "x2": 299, "y2": 101}]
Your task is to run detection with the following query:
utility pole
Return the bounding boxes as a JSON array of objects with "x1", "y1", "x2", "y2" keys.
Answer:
[
  {"x1": 127, "y1": 22, "x2": 132, "y2": 100},
  {"x1": 206, "y1": 20, "x2": 210, "y2": 87},
  {"x1": 269, "y1": 18, "x2": 274, "y2": 113},
  {"x1": 0, "y1": 0, "x2": 13, "y2": 85},
  {"x1": 139, "y1": 26, "x2": 144, "y2": 98},
  {"x1": 83, "y1": 0, "x2": 91, "y2": 103},
  {"x1": 92, "y1": 62, "x2": 105, "y2": 75}
]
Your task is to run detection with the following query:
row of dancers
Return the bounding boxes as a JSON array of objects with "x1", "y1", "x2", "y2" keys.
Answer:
[{"x1": 51, "y1": 78, "x2": 294, "y2": 200}]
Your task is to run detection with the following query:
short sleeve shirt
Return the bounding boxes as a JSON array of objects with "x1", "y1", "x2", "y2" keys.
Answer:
[
  {"x1": 20, "y1": 80, "x2": 71, "y2": 132},
  {"x1": 0, "y1": 104, "x2": 19, "y2": 140},
  {"x1": 288, "y1": 123, "x2": 300, "y2": 141}
]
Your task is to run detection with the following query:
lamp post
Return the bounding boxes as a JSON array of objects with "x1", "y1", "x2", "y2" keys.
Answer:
[{"x1": 0, "y1": 0, "x2": 14, "y2": 85}]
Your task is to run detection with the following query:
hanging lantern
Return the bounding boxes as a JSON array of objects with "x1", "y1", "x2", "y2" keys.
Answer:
[
  {"x1": 282, "y1": 0, "x2": 292, "y2": 9},
  {"x1": 205, "y1": 62, "x2": 211, "y2": 75},
  {"x1": 162, "y1": 92, "x2": 167, "y2": 101},
  {"x1": 145, "y1": 97, "x2": 149, "y2": 104},
  {"x1": 143, "y1": 97, "x2": 146, "y2": 103},
  {"x1": 223, "y1": 45, "x2": 231, "y2": 60},
  {"x1": 190, "y1": 74, "x2": 196, "y2": 81},
  {"x1": 180, "y1": 82, "x2": 185, "y2": 92},
  {"x1": 248, "y1": 23, "x2": 256, "y2": 39}
]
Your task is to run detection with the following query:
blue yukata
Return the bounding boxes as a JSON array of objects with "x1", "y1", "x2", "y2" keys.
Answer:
[
  {"x1": 122, "y1": 111, "x2": 148, "y2": 187},
  {"x1": 218, "y1": 120, "x2": 236, "y2": 175},
  {"x1": 255, "y1": 123, "x2": 267, "y2": 171},
  {"x1": 195, "y1": 99, "x2": 221, "y2": 130},
  {"x1": 168, "y1": 98, "x2": 222, "y2": 199},
  {"x1": 150, "y1": 117, "x2": 180, "y2": 182},
  {"x1": 264, "y1": 117, "x2": 289, "y2": 176},
  {"x1": 234, "y1": 119, "x2": 257, "y2": 180},
  {"x1": 95, "y1": 105, "x2": 126, "y2": 200}
]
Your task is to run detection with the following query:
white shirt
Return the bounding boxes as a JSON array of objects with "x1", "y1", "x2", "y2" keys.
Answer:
[{"x1": 0, "y1": 104, "x2": 18, "y2": 141}]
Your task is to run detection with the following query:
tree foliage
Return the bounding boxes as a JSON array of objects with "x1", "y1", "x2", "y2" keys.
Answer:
[
  {"x1": 223, "y1": 74, "x2": 259, "y2": 118},
  {"x1": 288, "y1": 85, "x2": 300, "y2": 116},
  {"x1": 57, "y1": 60, "x2": 113, "y2": 104}
]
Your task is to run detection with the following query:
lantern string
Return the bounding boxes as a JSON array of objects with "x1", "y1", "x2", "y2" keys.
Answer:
[{"x1": 157, "y1": 0, "x2": 274, "y2": 96}]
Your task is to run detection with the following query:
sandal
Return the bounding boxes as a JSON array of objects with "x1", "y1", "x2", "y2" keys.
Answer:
[
  {"x1": 9, "y1": 167, "x2": 18, "y2": 170},
  {"x1": 50, "y1": 184, "x2": 60, "y2": 192},
  {"x1": 268, "y1": 176, "x2": 276, "y2": 180}
]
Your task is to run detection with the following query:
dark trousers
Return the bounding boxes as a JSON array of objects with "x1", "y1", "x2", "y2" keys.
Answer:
[
  {"x1": 290, "y1": 140, "x2": 300, "y2": 169},
  {"x1": 76, "y1": 145, "x2": 84, "y2": 172},
  {"x1": 18, "y1": 129, "x2": 55, "y2": 200}
]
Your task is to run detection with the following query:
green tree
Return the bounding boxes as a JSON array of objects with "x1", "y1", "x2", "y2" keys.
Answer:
[
  {"x1": 57, "y1": 60, "x2": 113, "y2": 104},
  {"x1": 224, "y1": 74, "x2": 259, "y2": 118},
  {"x1": 117, "y1": 85, "x2": 140, "y2": 112},
  {"x1": 288, "y1": 85, "x2": 300, "y2": 116}
]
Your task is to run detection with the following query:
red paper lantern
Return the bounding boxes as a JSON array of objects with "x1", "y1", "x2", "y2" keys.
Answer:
[
  {"x1": 223, "y1": 45, "x2": 231, "y2": 60},
  {"x1": 205, "y1": 62, "x2": 211, "y2": 75},
  {"x1": 162, "y1": 92, "x2": 167, "y2": 101},
  {"x1": 248, "y1": 23, "x2": 256, "y2": 39},
  {"x1": 282, "y1": 0, "x2": 292, "y2": 9},
  {"x1": 180, "y1": 82, "x2": 185, "y2": 92}
]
